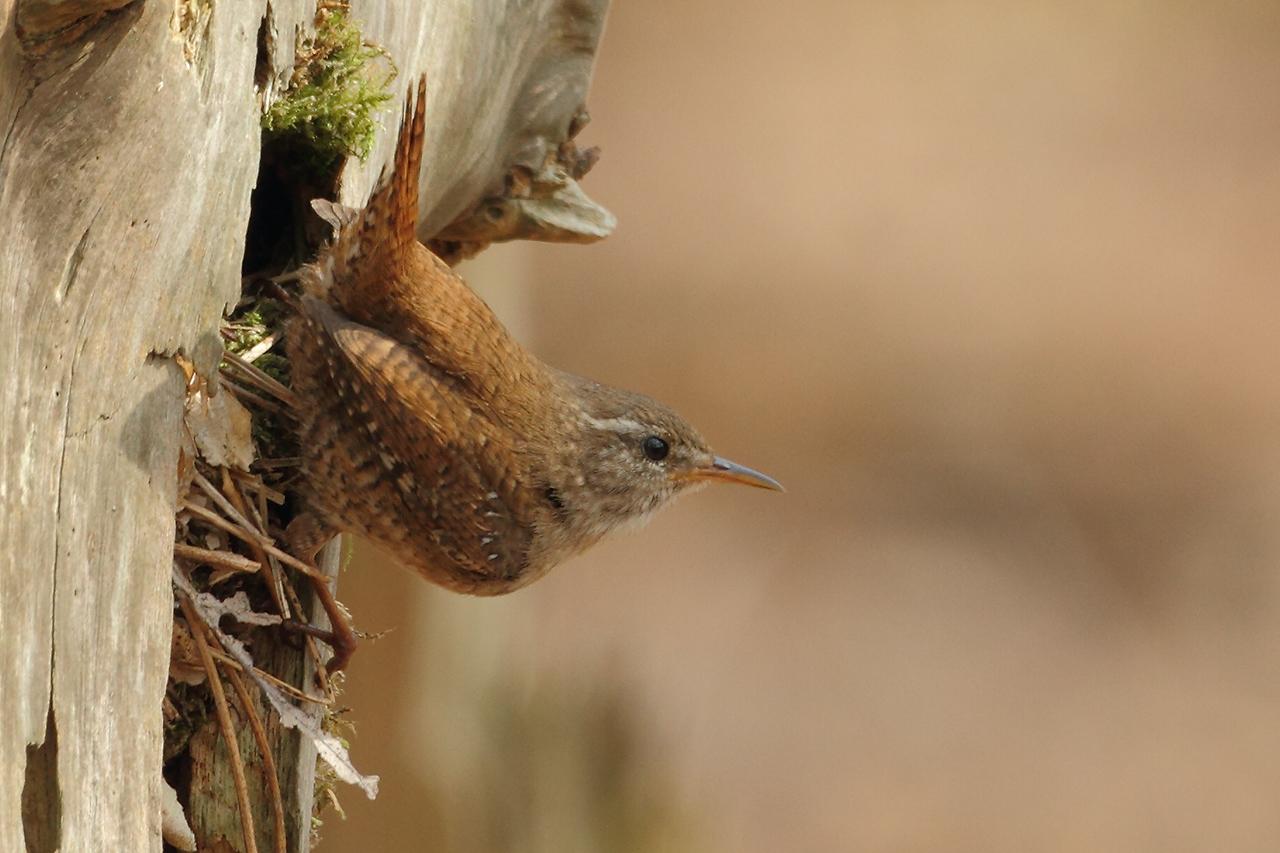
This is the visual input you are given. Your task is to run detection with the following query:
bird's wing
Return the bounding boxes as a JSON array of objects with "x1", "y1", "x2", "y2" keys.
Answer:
[{"x1": 300, "y1": 296, "x2": 535, "y2": 587}]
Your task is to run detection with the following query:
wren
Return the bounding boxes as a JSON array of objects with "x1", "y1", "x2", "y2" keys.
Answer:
[{"x1": 285, "y1": 80, "x2": 781, "y2": 667}]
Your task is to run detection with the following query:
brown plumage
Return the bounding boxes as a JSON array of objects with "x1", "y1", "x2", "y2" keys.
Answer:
[{"x1": 285, "y1": 80, "x2": 780, "y2": 663}]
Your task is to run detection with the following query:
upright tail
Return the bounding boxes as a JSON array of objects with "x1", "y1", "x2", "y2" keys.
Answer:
[
  {"x1": 311, "y1": 77, "x2": 427, "y2": 306},
  {"x1": 370, "y1": 75, "x2": 427, "y2": 258}
]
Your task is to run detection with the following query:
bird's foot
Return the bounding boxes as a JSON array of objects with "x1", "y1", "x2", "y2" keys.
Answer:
[{"x1": 284, "y1": 512, "x2": 355, "y2": 675}]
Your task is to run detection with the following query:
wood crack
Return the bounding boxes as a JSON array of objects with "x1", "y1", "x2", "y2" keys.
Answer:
[
  {"x1": 57, "y1": 213, "x2": 97, "y2": 300},
  {"x1": 20, "y1": 704, "x2": 61, "y2": 852},
  {"x1": 0, "y1": 83, "x2": 37, "y2": 172}
]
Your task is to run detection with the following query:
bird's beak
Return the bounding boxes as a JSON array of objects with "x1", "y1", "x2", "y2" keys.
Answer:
[{"x1": 678, "y1": 456, "x2": 785, "y2": 492}]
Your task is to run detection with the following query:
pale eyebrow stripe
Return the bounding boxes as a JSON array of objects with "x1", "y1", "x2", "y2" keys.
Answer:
[{"x1": 582, "y1": 415, "x2": 645, "y2": 434}]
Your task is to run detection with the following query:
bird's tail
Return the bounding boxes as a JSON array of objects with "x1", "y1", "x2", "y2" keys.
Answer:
[{"x1": 308, "y1": 76, "x2": 427, "y2": 307}]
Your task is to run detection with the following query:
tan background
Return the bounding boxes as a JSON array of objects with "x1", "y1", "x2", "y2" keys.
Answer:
[{"x1": 325, "y1": 2, "x2": 1280, "y2": 851}]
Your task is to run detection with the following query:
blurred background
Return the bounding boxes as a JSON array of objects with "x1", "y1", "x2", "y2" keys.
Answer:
[{"x1": 325, "y1": 2, "x2": 1280, "y2": 850}]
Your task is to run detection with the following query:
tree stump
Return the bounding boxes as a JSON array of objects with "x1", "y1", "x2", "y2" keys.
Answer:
[{"x1": 1, "y1": 0, "x2": 611, "y2": 849}]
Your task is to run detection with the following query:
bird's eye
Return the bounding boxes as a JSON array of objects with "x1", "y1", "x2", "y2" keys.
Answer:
[{"x1": 642, "y1": 435, "x2": 670, "y2": 461}]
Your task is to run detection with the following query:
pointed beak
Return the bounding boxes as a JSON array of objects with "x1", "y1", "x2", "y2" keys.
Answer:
[{"x1": 681, "y1": 456, "x2": 785, "y2": 492}]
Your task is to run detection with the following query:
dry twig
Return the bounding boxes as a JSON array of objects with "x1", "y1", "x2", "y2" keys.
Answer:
[
  {"x1": 206, "y1": 647, "x2": 332, "y2": 706},
  {"x1": 254, "y1": 457, "x2": 303, "y2": 469},
  {"x1": 222, "y1": 469, "x2": 333, "y2": 686},
  {"x1": 177, "y1": 593, "x2": 259, "y2": 853},
  {"x1": 173, "y1": 542, "x2": 261, "y2": 574},
  {"x1": 180, "y1": 499, "x2": 326, "y2": 582},
  {"x1": 223, "y1": 380, "x2": 295, "y2": 418},
  {"x1": 241, "y1": 331, "x2": 282, "y2": 365},
  {"x1": 222, "y1": 664, "x2": 288, "y2": 853},
  {"x1": 221, "y1": 349, "x2": 299, "y2": 409},
  {"x1": 228, "y1": 468, "x2": 287, "y2": 505},
  {"x1": 213, "y1": 468, "x2": 336, "y2": 693}
]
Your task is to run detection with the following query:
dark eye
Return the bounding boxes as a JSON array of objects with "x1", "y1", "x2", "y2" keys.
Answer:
[{"x1": 642, "y1": 435, "x2": 670, "y2": 461}]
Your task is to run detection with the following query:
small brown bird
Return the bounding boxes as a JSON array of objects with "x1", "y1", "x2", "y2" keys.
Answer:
[{"x1": 286, "y1": 80, "x2": 781, "y2": 668}]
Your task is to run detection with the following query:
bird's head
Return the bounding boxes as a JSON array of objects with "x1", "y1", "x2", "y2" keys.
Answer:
[{"x1": 548, "y1": 378, "x2": 782, "y2": 545}]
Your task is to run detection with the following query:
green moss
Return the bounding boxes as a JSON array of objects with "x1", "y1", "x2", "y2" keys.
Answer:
[
  {"x1": 263, "y1": 7, "x2": 396, "y2": 172},
  {"x1": 224, "y1": 311, "x2": 265, "y2": 354},
  {"x1": 254, "y1": 352, "x2": 290, "y2": 385},
  {"x1": 221, "y1": 294, "x2": 294, "y2": 460},
  {"x1": 224, "y1": 299, "x2": 286, "y2": 356}
]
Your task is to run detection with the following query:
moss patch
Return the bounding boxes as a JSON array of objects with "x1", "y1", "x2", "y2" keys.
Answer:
[{"x1": 262, "y1": 3, "x2": 396, "y2": 173}]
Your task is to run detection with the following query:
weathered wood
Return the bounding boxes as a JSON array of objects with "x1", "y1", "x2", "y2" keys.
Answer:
[
  {"x1": 185, "y1": 552, "x2": 334, "y2": 853},
  {"x1": 16, "y1": 0, "x2": 134, "y2": 41},
  {"x1": 1, "y1": 0, "x2": 267, "y2": 848},
  {"x1": 1, "y1": 0, "x2": 610, "y2": 848},
  {"x1": 341, "y1": 0, "x2": 615, "y2": 253}
]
